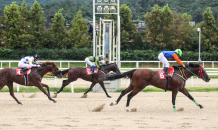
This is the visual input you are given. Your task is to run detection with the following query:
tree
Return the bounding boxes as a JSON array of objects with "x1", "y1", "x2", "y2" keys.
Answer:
[
  {"x1": 29, "y1": 0, "x2": 46, "y2": 48},
  {"x1": 68, "y1": 10, "x2": 90, "y2": 48},
  {"x1": 51, "y1": 8, "x2": 69, "y2": 49},
  {"x1": 133, "y1": 31, "x2": 143, "y2": 50},
  {"x1": 18, "y1": 0, "x2": 34, "y2": 48},
  {"x1": 199, "y1": 7, "x2": 218, "y2": 51},
  {"x1": 145, "y1": 4, "x2": 163, "y2": 49},
  {"x1": 2, "y1": 2, "x2": 24, "y2": 48}
]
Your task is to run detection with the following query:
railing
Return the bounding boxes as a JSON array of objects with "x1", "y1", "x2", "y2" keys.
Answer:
[
  {"x1": 1, "y1": 60, "x2": 218, "y2": 70},
  {"x1": 1, "y1": 60, "x2": 217, "y2": 93}
]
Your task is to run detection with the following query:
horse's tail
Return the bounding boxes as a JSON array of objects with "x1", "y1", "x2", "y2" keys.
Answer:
[
  {"x1": 104, "y1": 69, "x2": 137, "y2": 81},
  {"x1": 61, "y1": 68, "x2": 71, "y2": 75}
]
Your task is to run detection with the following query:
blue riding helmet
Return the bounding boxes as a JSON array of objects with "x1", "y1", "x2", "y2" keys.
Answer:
[{"x1": 99, "y1": 55, "x2": 104, "y2": 60}]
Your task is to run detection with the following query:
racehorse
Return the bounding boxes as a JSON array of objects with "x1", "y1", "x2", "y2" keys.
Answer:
[
  {"x1": 104, "y1": 63, "x2": 210, "y2": 111},
  {"x1": 0, "y1": 62, "x2": 62, "y2": 104},
  {"x1": 55, "y1": 63, "x2": 121, "y2": 98}
]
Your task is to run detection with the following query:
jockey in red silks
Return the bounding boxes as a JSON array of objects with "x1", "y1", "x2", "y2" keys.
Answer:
[
  {"x1": 158, "y1": 49, "x2": 185, "y2": 77},
  {"x1": 18, "y1": 54, "x2": 41, "y2": 74}
]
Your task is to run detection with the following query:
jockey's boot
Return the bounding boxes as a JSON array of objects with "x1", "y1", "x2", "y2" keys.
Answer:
[
  {"x1": 91, "y1": 66, "x2": 95, "y2": 74},
  {"x1": 164, "y1": 67, "x2": 169, "y2": 77},
  {"x1": 21, "y1": 67, "x2": 28, "y2": 75}
]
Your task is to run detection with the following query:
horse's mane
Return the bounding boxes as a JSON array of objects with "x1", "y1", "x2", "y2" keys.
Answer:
[
  {"x1": 173, "y1": 63, "x2": 200, "y2": 69},
  {"x1": 41, "y1": 62, "x2": 56, "y2": 66}
]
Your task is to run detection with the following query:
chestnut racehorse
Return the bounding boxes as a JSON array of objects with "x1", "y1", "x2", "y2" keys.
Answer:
[
  {"x1": 56, "y1": 63, "x2": 121, "y2": 98},
  {"x1": 0, "y1": 62, "x2": 62, "y2": 104},
  {"x1": 104, "y1": 63, "x2": 210, "y2": 111}
]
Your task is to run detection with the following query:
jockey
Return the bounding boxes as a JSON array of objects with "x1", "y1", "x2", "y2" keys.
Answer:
[
  {"x1": 85, "y1": 55, "x2": 104, "y2": 74},
  {"x1": 18, "y1": 54, "x2": 41, "y2": 74},
  {"x1": 158, "y1": 49, "x2": 185, "y2": 77}
]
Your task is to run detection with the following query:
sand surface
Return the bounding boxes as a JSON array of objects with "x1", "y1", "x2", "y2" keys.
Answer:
[{"x1": 0, "y1": 92, "x2": 217, "y2": 130}]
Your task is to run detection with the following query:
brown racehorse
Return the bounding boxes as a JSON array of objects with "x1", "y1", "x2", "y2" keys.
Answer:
[
  {"x1": 0, "y1": 62, "x2": 62, "y2": 104},
  {"x1": 104, "y1": 63, "x2": 210, "y2": 111},
  {"x1": 56, "y1": 63, "x2": 121, "y2": 98}
]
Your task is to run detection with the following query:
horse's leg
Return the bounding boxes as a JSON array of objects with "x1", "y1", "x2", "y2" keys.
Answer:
[
  {"x1": 180, "y1": 87, "x2": 203, "y2": 109},
  {"x1": 7, "y1": 81, "x2": 22, "y2": 104},
  {"x1": 84, "y1": 82, "x2": 97, "y2": 95},
  {"x1": 41, "y1": 83, "x2": 51, "y2": 96},
  {"x1": 99, "y1": 81, "x2": 111, "y2": 98},
  {"x1": 35, "y1": 82, "x2": 56, "y2": 103},
  {"x1": 110, "y1": 83, "x2": 134, "y2": 106},
  {"x1": 172, "y1": 87, "x2": 179, "y2": 111},
  {"x1": 56, "y1": 79, "x2": 71, "y2": 94},
  {"x1": 126, "y1": 87, "x2": 143, "y2": 112}
]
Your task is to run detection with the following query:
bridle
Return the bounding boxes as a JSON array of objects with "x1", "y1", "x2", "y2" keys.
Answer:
[
  {"x1": 37, "y1": 64, "x2": 60, "y2": 77},
  {"x1": 174, "y1": 65, "x2": 205, "y2": 80}
]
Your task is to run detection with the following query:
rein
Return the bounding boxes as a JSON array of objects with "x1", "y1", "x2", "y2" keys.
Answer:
[
  {"x1": 37, "y1": 64, "x2": 59, "y2": 77},
  {"x1": 173, "y1": 65, "x2": 204, "y2": 80}
]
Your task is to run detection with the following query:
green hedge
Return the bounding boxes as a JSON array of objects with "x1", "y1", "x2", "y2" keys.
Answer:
[{"x1": 0, "y1": 47, "x2": 217, "y2": 61}]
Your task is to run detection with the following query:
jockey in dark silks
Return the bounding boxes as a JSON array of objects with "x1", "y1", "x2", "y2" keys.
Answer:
[{"x1": 84, "y1": 55, "x2": 104, "y2": 74}]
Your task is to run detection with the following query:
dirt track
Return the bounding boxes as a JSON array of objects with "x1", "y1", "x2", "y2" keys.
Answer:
[{"x1": 0, "y1": 92, "x2": 218, "y2": 130}]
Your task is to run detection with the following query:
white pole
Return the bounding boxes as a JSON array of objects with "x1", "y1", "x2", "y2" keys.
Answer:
[
  {"x1": 126, "y1": 77, "x2": 128, "y2": 88},
  {"x1": 198, "y1": 28, "x2": 201, "y2": 63},
  {"x1": 55, "y1": 76, "x2": 57, "y2": 87},
  {"x1": 93, "y1": 0, "x2": 96, "y2": 56},
  {"x1": 17, "y1": 84, "x2": 19, "y2": 92},
  {"x1": 191, "y1": 76, "x2": 193, "y2": 87},
  {"x1": 71, "y1": 82, "x2": 74, "y2": 93},
  {"x1": 117, "y1": 0, "x2": 121, "y2": 69}
]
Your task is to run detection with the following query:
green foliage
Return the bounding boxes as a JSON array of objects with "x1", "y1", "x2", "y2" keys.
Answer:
[
  {"x1": 51, "y1": 8, "x2": 69, "y2": 49},
  {"x1": 68, "y1": 10, "x2": 90, "y2": 48},
  {"x1": 0, "y1": 47, "x2": 92, "y2": 60},
  {"x1": 133, "y1": 31, "x2": 143, "y2": 50},
  {"x1": 198, "y1": 7, "x2": 218, "y2": 51},
  {"x1": 29, "y1": 0, "x2": 46, "y2": 48}
]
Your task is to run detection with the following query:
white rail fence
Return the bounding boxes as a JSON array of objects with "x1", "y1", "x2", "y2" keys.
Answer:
[{"x1": 0, "y1": 60, "x2": 217, "y2": 92}]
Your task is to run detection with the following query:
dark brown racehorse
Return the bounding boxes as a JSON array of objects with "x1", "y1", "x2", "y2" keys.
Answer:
[
  {"x1": 56, "y1": 63, "x2": 121, "y2": 98},
  {"x1": 0, "y1": 62, "x2": 62, "y2": 104},
  {"x1": 104, "y1": 63, "x2": 210, "y2": 111}
]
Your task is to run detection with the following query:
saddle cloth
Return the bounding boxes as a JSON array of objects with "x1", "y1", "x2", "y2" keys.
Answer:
[
  {"x1": 86, "y1": 67, "x2": 98, "y2": 75},
  {"x1": 157, "y1": 67, "x2": 174, "y2": 79},
  {"x1": 16, "y1": 68, "x2": 31, "y2": 76}
]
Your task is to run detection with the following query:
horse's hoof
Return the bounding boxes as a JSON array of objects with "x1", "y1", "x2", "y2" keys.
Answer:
[
  {"x1": 54, "y1": 92, "x2": 57, "y2": 94},
  {"x1": 53, "y1": 101, "x2": 57, "y2": 103},
  {"x1": 18, "y1": 102, "x2": 23, "y2": 105},
  {"x1": 110, "y1": 102, "x2": 113, "y2": 106},
  {"x1": 107, "y1": 96, "x2": 112, "y2": 98},
  {"x1": 199, "y1": 104, "x2": 203, "y2": 109}
]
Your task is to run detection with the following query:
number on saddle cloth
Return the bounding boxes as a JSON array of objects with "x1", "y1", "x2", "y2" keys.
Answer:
[
  {"x1": 16, "y1": 68, "x2": 31, "y2": 76},
  {"x1": 85, "y1": 66, "x2": 98, "y2": 75},
  {"x1": 157, "y1": 67, "x2": 174, "y2": 79}
]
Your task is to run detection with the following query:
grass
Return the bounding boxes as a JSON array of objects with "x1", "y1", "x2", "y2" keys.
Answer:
[{"x1": 0, "y1": 87, "x2": 218, "y2": 93}]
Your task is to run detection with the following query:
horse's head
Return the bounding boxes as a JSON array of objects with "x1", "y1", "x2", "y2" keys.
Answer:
[
  {"x1": 101, "y1": 63, "x2": 121, "y2": 74},
  {"x1": 186, "y1": 63, "x2": 210, "y2": 82},
  {"x1": 41, "y1": 62, "x2": 62, "y2": 78}
]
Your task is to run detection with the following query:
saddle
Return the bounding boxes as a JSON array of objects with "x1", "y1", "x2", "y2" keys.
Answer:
[
  {"x1": 16, "y1": 68, "x2": 31, "y2": 76},
  {"x1": 86, "y1": 66, "x2": 98, "y2": 75},
  {"x1": 157, "y1": 67, "x2": 174, "y2": 79},
  {"x1": 16, "y1": 68, "x2": 31, "y2": 86}
]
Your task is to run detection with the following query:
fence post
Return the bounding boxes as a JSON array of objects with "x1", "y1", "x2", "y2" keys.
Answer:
[
  {"x1": 136, "y1": 62, "x2": 139, "y2": 68},
  {"x1": 212, "y1": 61, "x2": 214, "y2": 68},
  {"x1": 17, "y1": 84, "x2": 19, "y2": 92},
  {"x1": 71, "y1": 82, "x2": 74, "y2": 93},
  {"x1": 126, "y1": 77, "x2": 128, "y2": 88},
  {"x1": 191, "y1": 76, "x2": 193, "y2": 87},
  {"x1": 55, "y1": 76, "x2": 57, "y2": 87}
]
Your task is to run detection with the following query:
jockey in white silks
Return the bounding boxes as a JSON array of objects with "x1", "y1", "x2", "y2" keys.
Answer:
[{"x1": 18, "y1": 54, "x2": 41, "y2": 74}]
